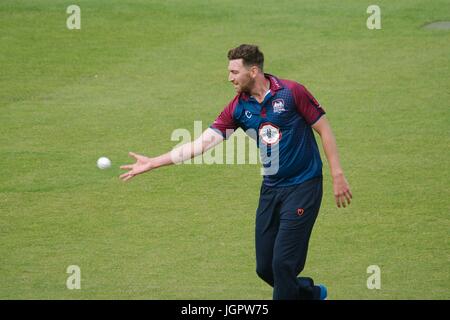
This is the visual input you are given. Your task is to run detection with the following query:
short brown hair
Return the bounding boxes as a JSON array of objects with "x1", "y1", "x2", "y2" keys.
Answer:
[{"x1": 227, "y1": 44, "x2": 264, "y2": 71}]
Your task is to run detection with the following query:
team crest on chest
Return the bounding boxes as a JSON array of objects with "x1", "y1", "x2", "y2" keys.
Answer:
[
  {"x1": 272, "y1": 99, "x2": 286, "y2": 113},
  {"x1": 259, "y1": 122, "x2": 281, "y2": 145}
]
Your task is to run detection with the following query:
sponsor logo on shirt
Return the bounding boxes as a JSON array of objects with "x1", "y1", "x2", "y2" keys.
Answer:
[
  {"x1": 272, "y1": 99, "x2": 286, "y2": 114},
  {"x1": 259, "y1": 122, "x2": 281, "y2": 145}
]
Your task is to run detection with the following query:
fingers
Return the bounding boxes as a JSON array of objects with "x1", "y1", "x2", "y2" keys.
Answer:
[
  {"x1": 338, "y1": 195, "x2": 346, "y2": 208},
  {"x1": 335, "y1": 194, "x2": 341, "y2": 208},
  {"x1": 344, "y1": 190, "x2": 352, "y2": 205},
  {"x1": 119, "y1": 171, "x2": 134, "y2": 181},
  {"x1": 129, "y1": 152, "x2": 139, "y2": 160},
  {"x1": 335, "y1": 194, "x2": 346, "y2": 208},
  {"x1": 120, "y1": 152, "x2": 143, "y2": 182},
  {"x1": 333, "y1": 174, "x2": 352, "y2": 208},
  {"x1": 341, "y1": 194, "x2": 347, "y2": 208},
  {"x1": 335, "y1": 190, "x2": 352, "y2": 208},
  {"x1": 119, "y1": 172, "x2": 130, "y2": 179},
  {"x1": 122, "y1": 174, "x2": 134, "y2": 182},
  {"x1": 119, "y1": 153, "x2": 142, "y2": 182}
]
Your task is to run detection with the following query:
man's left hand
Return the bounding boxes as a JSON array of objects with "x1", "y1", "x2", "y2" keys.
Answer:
[{"x1": 332, "y1": 173, "x2": 352, "y2": 208}]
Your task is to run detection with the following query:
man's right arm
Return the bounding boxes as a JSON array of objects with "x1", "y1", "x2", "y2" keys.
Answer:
[{"x1": 119, "y1": 128, "x2": 224, "y2": 182}]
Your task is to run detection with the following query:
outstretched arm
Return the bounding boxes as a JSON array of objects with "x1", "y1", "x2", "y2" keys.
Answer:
[
  {"x1": 312, "y1": 116, "x2": 352, "y2": 208},
  {"x1": 119, "y1": 128, "x2": 224, "y2": 182}
]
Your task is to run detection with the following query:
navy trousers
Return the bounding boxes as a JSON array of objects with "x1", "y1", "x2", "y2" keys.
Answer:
[{"x1": 255, "y1": 176, "x2": 323, "y2": 300}]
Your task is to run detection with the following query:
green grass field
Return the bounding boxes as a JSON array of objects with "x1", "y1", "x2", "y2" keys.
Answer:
[{"x1": 1, "y1": 0, "x2": 449, "y2": 299}]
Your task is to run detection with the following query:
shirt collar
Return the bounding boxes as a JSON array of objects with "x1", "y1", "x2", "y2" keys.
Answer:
[{"x1": 266, "y1": 73, "x2": 283, "y2": 94}]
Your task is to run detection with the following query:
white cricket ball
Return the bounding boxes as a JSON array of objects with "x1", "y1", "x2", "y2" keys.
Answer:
[{"x1": 97, "y1": 157, "x2": 111, "y2": 169}]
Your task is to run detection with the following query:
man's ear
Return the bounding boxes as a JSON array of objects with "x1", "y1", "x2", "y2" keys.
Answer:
[{"x1": 250, "y1": 65, "x2": 259, "y2": 78}]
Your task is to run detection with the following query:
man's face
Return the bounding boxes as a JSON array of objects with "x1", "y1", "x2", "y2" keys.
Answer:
[{"x1": 228, "y1": 59, "x2": 255, "y2": 94}]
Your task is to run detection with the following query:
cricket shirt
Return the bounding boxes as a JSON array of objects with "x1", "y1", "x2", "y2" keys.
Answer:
[{"x1": 210, "y1": 74, "x2": 325, "y2": 187}]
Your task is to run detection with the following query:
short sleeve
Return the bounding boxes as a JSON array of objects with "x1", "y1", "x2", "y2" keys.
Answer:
[
  {"x1": 210, "y1": 95, "x2": 240, "y2": 139},
  {"x1": 292, "y1": 83, "x2": 326, "y2": 125}
]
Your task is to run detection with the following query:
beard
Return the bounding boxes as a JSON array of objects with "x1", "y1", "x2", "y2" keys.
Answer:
[{"x1": 235, "y1": 76, "x2": 255, "y2": 94}]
